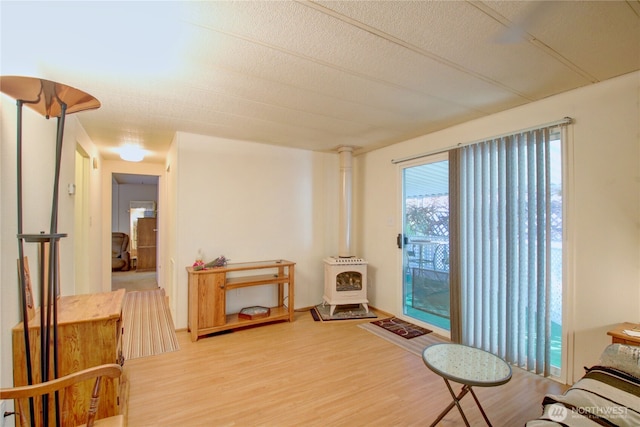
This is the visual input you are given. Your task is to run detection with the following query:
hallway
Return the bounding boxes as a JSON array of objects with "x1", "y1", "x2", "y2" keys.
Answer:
[{"x1": 112, "y1": 270, "x2": 158, "y2": 292}]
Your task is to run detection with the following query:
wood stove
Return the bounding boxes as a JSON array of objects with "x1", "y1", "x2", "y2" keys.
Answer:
[
  {"x1": 323, "y1": 256, "x2": 368, "y2": 316},
  {"x1": 322, "y1": 145, "x2": 369, "y2": 316}
]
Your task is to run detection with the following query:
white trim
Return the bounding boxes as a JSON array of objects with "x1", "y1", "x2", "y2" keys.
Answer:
[
  {"x1": 561, "y1": 123, "x2": 575, "y2": 384},
  {"x1": 391, "y1": 117, "x2": 573, "y2": 164},
  {"x1": 397, "y1": 153, "x2": 452, "y2": 340}
]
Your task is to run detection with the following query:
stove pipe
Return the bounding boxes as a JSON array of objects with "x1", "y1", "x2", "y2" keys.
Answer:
[{"x1": 338, "y1": 146, "x2": 353, "y2": 258}]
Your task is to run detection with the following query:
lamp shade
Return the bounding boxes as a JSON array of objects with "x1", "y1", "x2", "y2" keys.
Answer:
[{"x1": 0, "y1": 75, "x2": 100, "y2": 117}]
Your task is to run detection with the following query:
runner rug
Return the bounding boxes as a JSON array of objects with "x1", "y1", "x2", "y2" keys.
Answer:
[
  {"x1": 122, "y1": 288, "x2": 180, "y2": 360},
  {"x1": 358, "y1": 320, "x2": 447, "y2": 357}
]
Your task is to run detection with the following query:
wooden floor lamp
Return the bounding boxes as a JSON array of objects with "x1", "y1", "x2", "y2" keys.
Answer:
[{"x1": 0, "y1": 76, "x2": 100, "y2": 427}]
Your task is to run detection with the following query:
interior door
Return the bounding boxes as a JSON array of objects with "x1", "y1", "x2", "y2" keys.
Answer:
[
  {"x1": 136, "y1": 217, "x2": 157, "y2": 272},
  {"x1": 402, "y1": 156, "x2": 450, "y2": 331}
]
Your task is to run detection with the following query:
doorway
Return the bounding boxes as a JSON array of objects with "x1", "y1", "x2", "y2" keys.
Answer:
[
  {"x1": 111, "y1": 173, "x2": 159, "y2": 292},
  {"x1": 401, "y1": 155, "x2": 451, "y2": 331}
]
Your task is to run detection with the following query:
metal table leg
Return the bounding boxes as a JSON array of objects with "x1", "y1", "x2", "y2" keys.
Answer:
[
  {"x1": 430, "y1": 379, "x2": 493, "y2": 427},
  {"x1": 468, "y1": 386, "x2": 493, "y2": 426},
  {"x1": 430, "y1": 378, "x2": 471, "y2": 427}
]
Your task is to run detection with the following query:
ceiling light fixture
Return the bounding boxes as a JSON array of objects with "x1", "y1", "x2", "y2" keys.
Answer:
[{"x1": 120, "y1": 144, "x2": 145, "y2": 162}]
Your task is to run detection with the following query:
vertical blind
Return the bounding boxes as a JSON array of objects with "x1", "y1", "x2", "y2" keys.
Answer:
[{"x1": 458, "y1": 125, "x2": 562, "y2": 376}]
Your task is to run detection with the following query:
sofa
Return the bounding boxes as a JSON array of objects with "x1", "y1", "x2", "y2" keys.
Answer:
[
  {"x1": 526, "y1": 344, "x2": 640, "y2": 426},
  {"x1": 111, "y1": 232, "x2": 130, "y2": 271}
]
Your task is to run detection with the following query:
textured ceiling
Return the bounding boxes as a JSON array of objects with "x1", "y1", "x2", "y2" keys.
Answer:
[{"x1": 1, "y1": 1, "x2": 639, "y2": 163}]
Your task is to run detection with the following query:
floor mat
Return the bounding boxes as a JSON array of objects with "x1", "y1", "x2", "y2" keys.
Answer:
[
  {"x1": 371, "y1": 317, "x2": 432, "y2": 339},
  {"x1": 310, "y1": 303, "x2": 377, "y2": 321},
  {"x1": 358, "y1": 322, "x2": 447, "y2": 357}
]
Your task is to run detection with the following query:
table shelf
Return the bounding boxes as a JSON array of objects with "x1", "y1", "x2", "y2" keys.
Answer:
[{"x1": 225, "y1": 273, "x2": 290, "y2": 288}]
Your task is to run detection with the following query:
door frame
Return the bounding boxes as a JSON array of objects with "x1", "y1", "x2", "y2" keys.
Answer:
[
  {"x1": 397, "y1": 154, "x2": 451, "y2": 339},
  {"x1": 101, "y1": 161, "x2": 165, "y2": 293},
  {"x1": 74, "y1": 145, "x2": 91, "y2": 295}
]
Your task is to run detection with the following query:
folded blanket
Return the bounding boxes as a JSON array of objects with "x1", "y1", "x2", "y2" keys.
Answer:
[
  {"x1": 599, "y1": 344, "x2": 640, "y2": 378},
  {"x1": 526, "y1": 366, "x2": 640, "y2": 427}
]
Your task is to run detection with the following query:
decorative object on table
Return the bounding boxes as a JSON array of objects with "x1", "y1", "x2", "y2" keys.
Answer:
[
  {"x1": 310, "y1": 303, "x2": 377, "y2": 321},
  {"x1": 193, "y1": 255, "x2": 229, "y2": 270},
  {"x1": 192, "y1": 249, "x2": 205, "y2": 269},
  {"x1": 238, "y1": 306, "x2": 271, "y2": 320},
  {"x1": 1, "y1": 75, "x2": 100, "y2": 427},
  {"x1": 371, "y1": 317, "x2": 432, "y2": 339},
  {"x1": 207, "y1": 255, "x2": 229, "y2": 267}
]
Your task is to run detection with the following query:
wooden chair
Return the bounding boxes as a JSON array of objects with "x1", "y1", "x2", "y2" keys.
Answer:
[{"x1": 0, "y1": 364, "x2": 124, "y2": 427}]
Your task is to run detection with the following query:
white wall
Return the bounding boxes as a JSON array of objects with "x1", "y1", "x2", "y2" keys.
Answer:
[
  {"x1": 356, "y1": 71, "x2": 640, "y2": 383},
  {"x1": 69, "y1": 116, "x2": 104, "y2": 296},
  {"x1": 171, "y1": 133, "x2": 339, "y2": 329},
  {"x1": 165, "y1": 138, "x2": 179, "y2": 321}
]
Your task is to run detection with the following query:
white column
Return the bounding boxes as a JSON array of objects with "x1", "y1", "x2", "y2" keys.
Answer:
[{"x1": 338, "y1": 146, "x2": 353, "y2": 258}]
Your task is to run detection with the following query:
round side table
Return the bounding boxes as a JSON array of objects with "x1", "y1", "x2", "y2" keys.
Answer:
[{"x1": 422, "y1": 343, "x2": 512, "y2": 426}]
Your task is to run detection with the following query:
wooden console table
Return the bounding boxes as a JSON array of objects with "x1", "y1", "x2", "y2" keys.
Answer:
[
  {"x1": 186, "y1": 259, "x2": 295, "y2": 341},
  {"x1": 607, "y1": 322, "x2": 640, "y2": 346},
  {"x1": 12, "y1": 289, "x2": 126, "y2": 426}
]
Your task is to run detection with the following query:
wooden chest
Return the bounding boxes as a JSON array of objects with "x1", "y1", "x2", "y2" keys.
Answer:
[{"x1": 12, "y1": 289, "x2": 125, "y2": 426}]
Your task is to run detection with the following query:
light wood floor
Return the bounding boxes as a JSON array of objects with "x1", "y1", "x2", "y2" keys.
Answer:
[
  {"x1": 112, "y1": 270, "x2": 158, "y2": 292},
  {"x1": 123, "y1": 309, "x2": 566, "y2": 426}
]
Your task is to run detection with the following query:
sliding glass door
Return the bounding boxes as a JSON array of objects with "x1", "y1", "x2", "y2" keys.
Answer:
[
  {"x1": 400, "y1": 123, "x2": 566, "y2": 377},
  {"x1": 402, "y1": 156, "x2": 450, "y2": 331}
]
